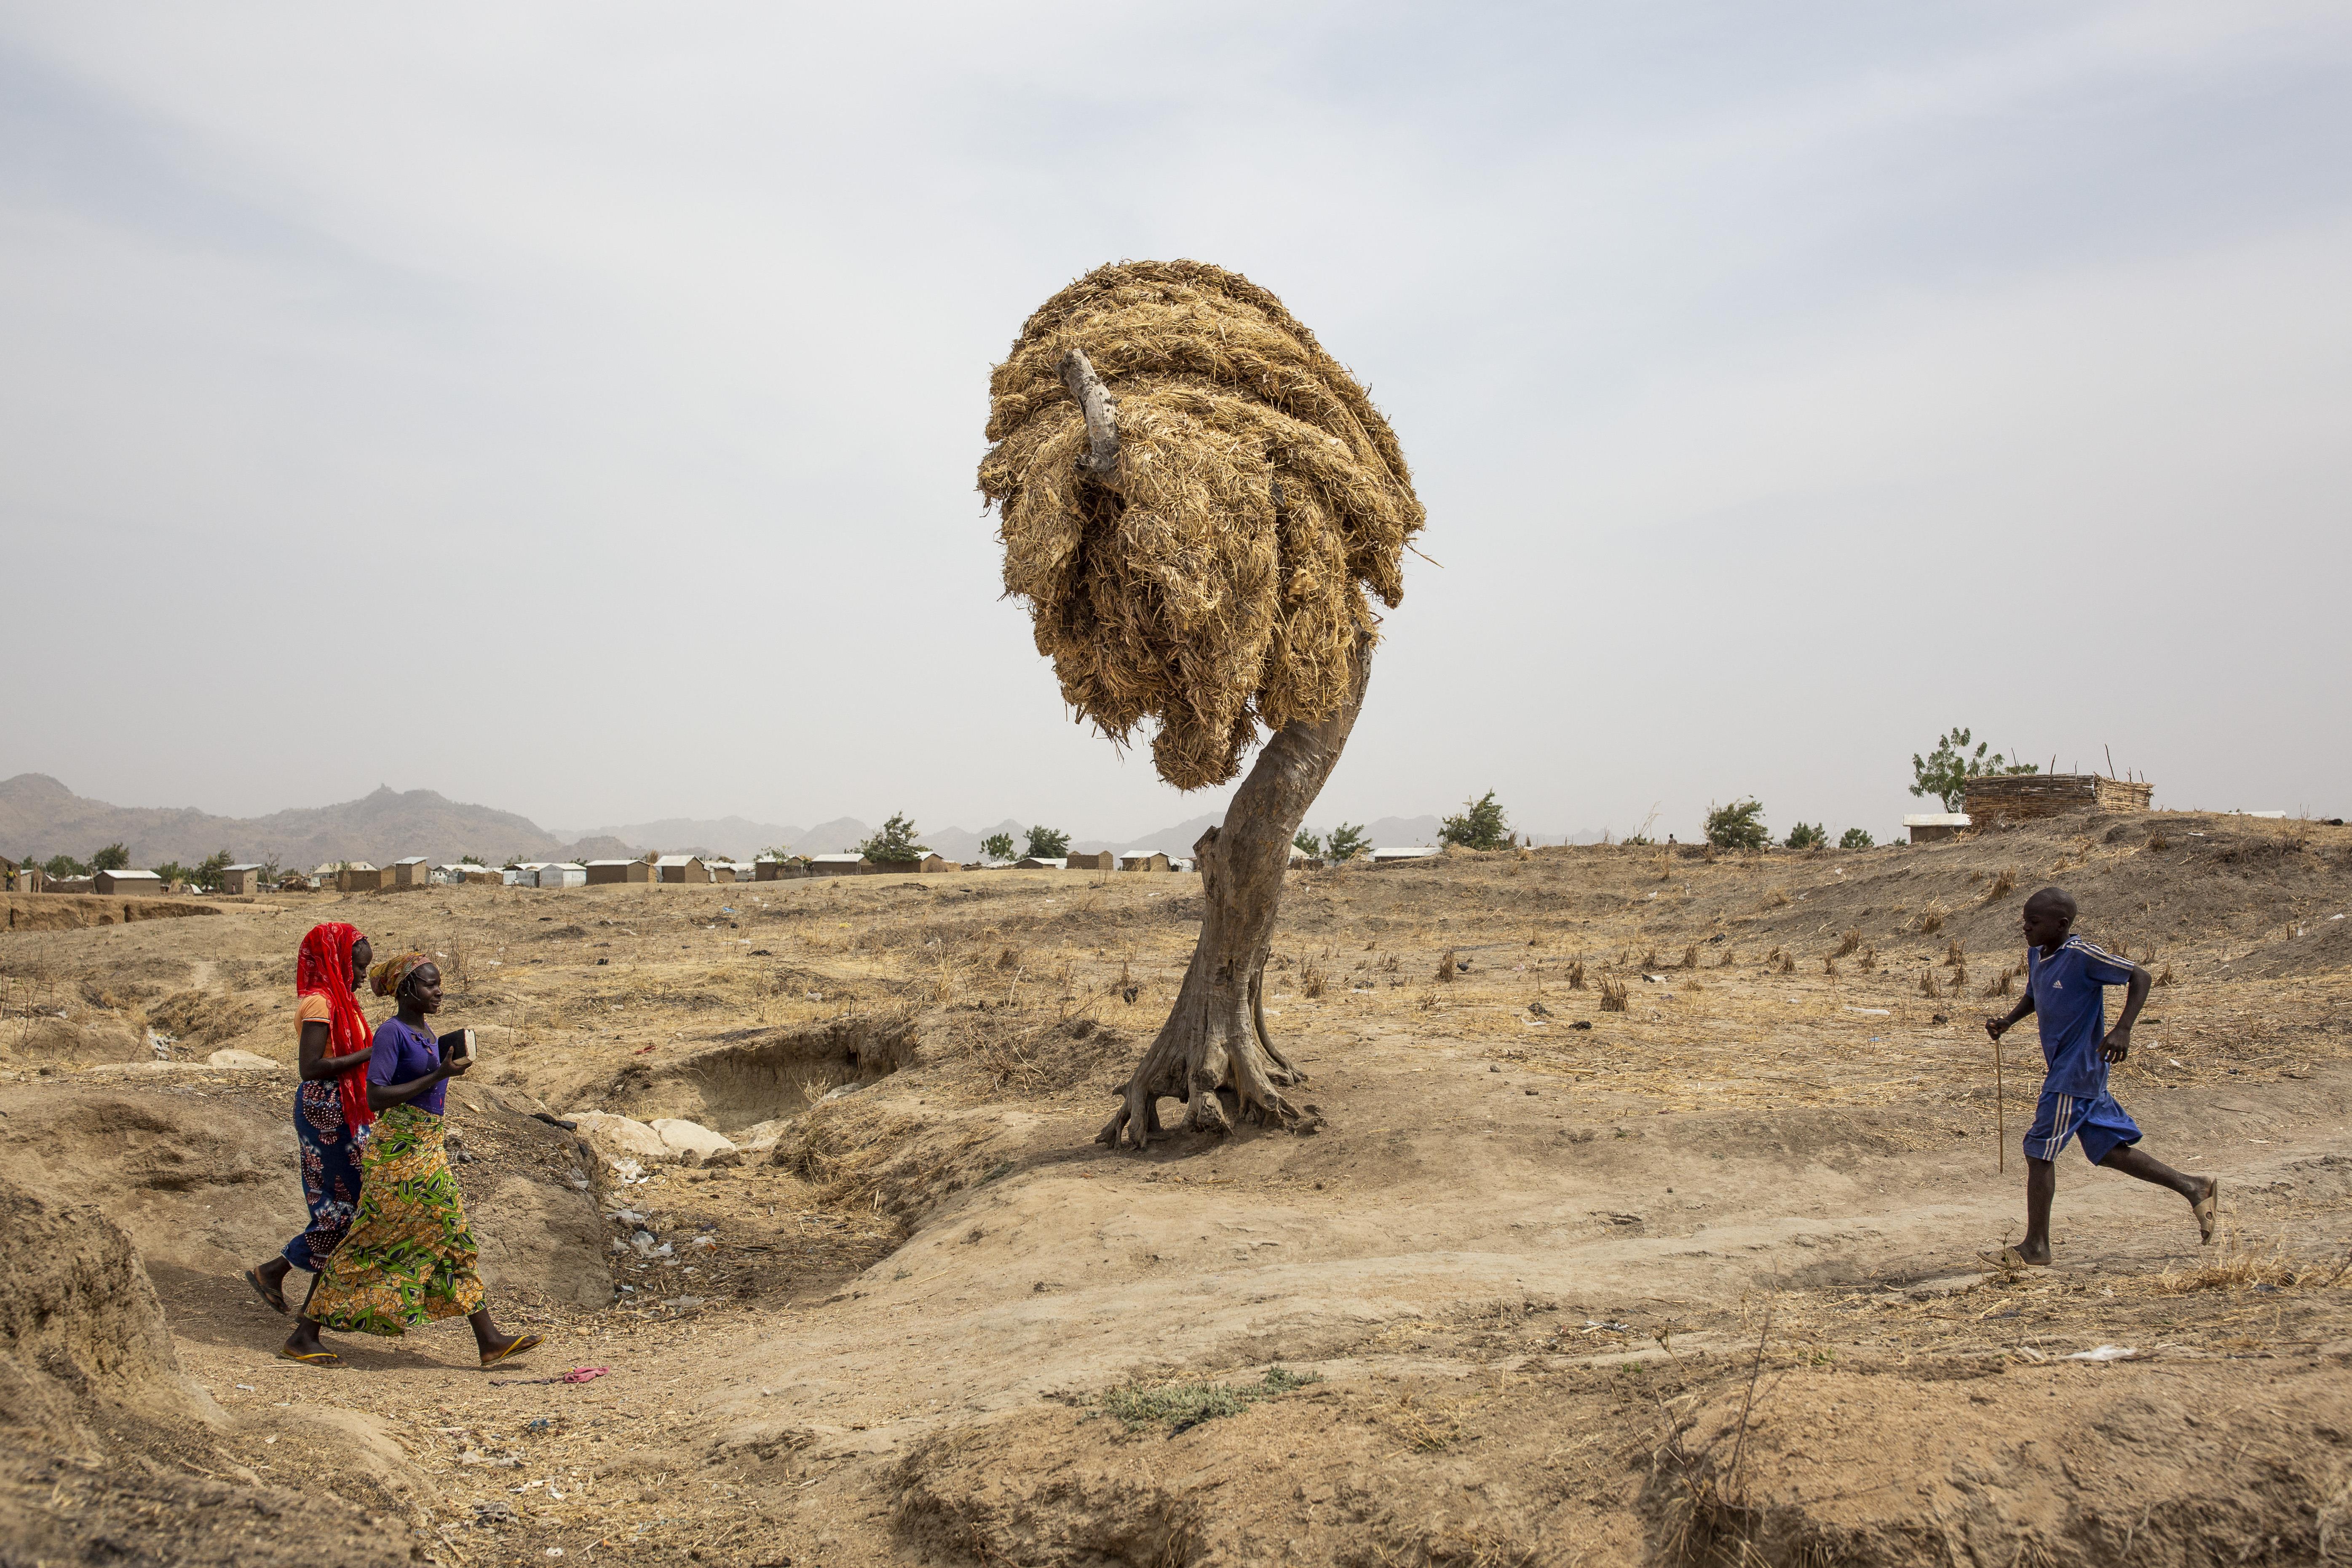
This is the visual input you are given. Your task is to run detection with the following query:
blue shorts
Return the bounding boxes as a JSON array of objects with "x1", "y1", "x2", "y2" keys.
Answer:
[{"x1": 2023, "y1": 1088, "x2": 2141, "y2": 1164}]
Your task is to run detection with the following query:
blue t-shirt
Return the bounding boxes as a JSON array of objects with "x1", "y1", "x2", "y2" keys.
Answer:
[
  {"x1": 368, "y1": 1017, "x2": 447, "y2": 1117},
  {"x1": 2028, "y1": 935, "x2": 2137, "y2": 1097}
]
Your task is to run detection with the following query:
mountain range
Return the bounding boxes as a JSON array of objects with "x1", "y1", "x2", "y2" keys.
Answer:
[{"x1": 2, "y1": 773, "x2": 1599, "y2": 871}]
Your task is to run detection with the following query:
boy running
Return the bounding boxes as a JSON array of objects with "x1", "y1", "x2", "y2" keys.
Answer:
[{"x1": 1982, "y1": 886, "x2": 2218, "y2": 1266}]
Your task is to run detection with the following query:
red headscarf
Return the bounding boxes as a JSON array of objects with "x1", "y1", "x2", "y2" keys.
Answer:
[{"x1": 296, "y1": 922, "x2": 376, "y2": 1139}]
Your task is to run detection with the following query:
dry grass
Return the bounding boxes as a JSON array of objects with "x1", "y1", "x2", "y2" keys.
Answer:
[
  {"x1": 1566, "y1": 958, "x2": 1586, "y2": 990},
  {"x1": 1680, "y1": 944, "x2": 1699, "y2": 970},
  {"x1": 1598, "y1": 974, "x2": 1629, "y2": 1013},
  {"x1": 1919, "y1": 971, "x2": 1943, "y2": 1000},
  {"x1": 979, "y1": 259, "x2": 1425, "y2": 789},
  {"x1": 2154, "y1": 1234, "x2": 2352, "y2": 1295},
  {"x1": 1836, "y1": 929, "x2": 1862, "y2": 957},
  {"x1": 1436, "y1": 949, "x2": 1457, "y2": 983},
  {"x1": 1917, "y1": 902, "x2": 1948, "y2": 935},
  {"x1": 1985, "y1": 866, "x2": 2018, "y2": 902}
]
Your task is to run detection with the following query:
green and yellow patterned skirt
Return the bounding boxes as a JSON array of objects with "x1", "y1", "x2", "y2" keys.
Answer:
[{"x1": 305, "y1": 1103, "x2": 486, "y2": 1335}]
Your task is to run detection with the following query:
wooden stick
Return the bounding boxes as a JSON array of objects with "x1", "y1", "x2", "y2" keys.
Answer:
[
  {"x1": 1060, "y1": 348, "x2": 1120, "y2": 476},
  {"x1": 1995, "y1": 1031, "x2": 2006, "y2": 1172}
]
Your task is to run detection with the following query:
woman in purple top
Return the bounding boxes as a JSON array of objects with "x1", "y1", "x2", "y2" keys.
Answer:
[{"x1": 279, "y1": 952, "x2": 540, "y2": 1369}]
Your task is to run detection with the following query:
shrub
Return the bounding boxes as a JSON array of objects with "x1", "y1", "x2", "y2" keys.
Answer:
[
  {"x1": 1910, "y1": 727, "x2": 2037, "y2": 813},
  {"x1": 1839, "y1": 827, "x2": 1874, "y2": 849},
  {"x1": 1785, "y1": 822, "x2": 1827, "y2": 850},
  {"x1": 192, "y1": 850, "x2": 232, "y2": 891},
  {"x1": 1598, "y1": 974, "x2": 1628, "y2": 1011},
  {"x1": 1704, "y1": 800, "x2": 1768, "y2": 851},
  {"x1": 1023, "y1": 825, "x2": 1071, "y2": 859},
  {"x1": 859, "y1": 812, "x2": 929, "y2": 864},
  {"x1": 1324, "y1": 822, "x2": 1369, "y2": 863},
  {"x1": 42, "y1": 853, "x2": 90, "y2": 878},
  {"x1": 979, "y1": 832, "x2": 1016, "y2": 862},
  {"x1": 1292, "y1": 828, "x2": 1322, "y2": 858},
  {"x1": 1439, "y1": 791, "x2": 1510, "y2": 851}
]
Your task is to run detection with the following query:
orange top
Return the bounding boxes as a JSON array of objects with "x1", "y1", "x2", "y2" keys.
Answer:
[{"x1": 296, "y1": 993, "x2": 332, "y2": 1041}]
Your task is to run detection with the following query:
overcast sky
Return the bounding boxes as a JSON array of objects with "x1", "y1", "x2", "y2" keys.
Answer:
[{"x1": 3, "y1": 3, "x2": 2347, "y2": 844}]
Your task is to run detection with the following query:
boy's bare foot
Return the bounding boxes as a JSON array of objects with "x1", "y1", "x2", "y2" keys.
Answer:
[{"x1": 2191, "y1": 1177, "x2": 2219, "y2": 1244}]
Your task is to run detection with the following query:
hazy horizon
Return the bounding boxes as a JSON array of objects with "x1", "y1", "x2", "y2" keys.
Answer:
[{"x1": 5, "y1": 4, "x2": 2347, "y2": 843}]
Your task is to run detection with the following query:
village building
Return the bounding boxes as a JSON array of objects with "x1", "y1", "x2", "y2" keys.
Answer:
[
  {"x1": 1903, "y1": 813, "x2": 1972, "y2": 844},
  {"x1": 94, "y1": 868, "x2": 165, "y2": 895},
  {"x1": 654, "y1": 855, "x2": 712, "y2": 884},
  {"x1": 391, "y1": 856, "x2": 431, "y2": 888},
  {"x1": 51, "y1": 874, "x2": 96, "y2": 893},
  {"x1": 13, "y1": 863, "x2": 45, "y2": 893},
  {"x1": 1014, "y1": 856, "x2": 1067, "y2": 870},
  {"x1": 536, "y1": 862, "x2": 587, "y2": 888},
  {"x1": 809, "y1": 853, "x2": 867, "y2": 877},
  {"x1": 340, "y1": 865, "x2": 386, "y2": 892},
  {"x1": 1065, "y1": 850, "x2": 1116, "y2": 871},
  {"x1": 585, "y1": 859, "x2": 651, "y2": 885},
  {"x1": 1118, "y1": 850, "x2": 1170, "y2": 872},
  {"x1": 1962, "y1": 773, "x2": 2154, "y2": 827},
  {"x1": 919, "y1": 853, "x2": 957, "y2": 873},
  {"x1": 1370, "y1": 845, "x2": 1442, "y2": 862},
  {"x1": 218, "y1": 863, "x2": 265, "y2": 896},
  {"x1": 755, "y1": 858, "x2": 808, "y2": 881}
]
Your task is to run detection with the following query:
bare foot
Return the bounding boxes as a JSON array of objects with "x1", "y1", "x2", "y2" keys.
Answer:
[
  {"x1": 2191, "y1": 1177, "x2": 2219, "y2": 1244},
  {"x1": 1979, "y1": 1245, "x2": 2050, "y2": 1271}
]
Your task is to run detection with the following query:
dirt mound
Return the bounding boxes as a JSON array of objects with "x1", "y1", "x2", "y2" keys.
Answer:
[
  {"x1": 0, "y1": 1174, "x2": 193, "y2": 1445},
  {"x1": 1, "y1": 1013, "x2": 148, "y2": 1066},
  {"x1": 1, "y1": 892, "x2": 222, "y2": 931},
  {"x1": 0, "y1": 1076, "x2": 613, "y2": 1310}
]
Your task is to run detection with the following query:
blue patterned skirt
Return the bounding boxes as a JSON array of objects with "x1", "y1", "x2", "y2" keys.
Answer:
[{"x1": 282, "y1": 1080, "x2": 361, "y2": 1272}]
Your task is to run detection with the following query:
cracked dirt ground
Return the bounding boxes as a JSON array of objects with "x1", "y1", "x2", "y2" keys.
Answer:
[{"x1": 4, "y1": 811, "x2": 2352, "y2": 1565}]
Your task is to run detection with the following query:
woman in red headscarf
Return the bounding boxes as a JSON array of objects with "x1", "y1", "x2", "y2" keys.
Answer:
[{"x1": 243, "y1": 922, "x2": 377, "y2": 1317}]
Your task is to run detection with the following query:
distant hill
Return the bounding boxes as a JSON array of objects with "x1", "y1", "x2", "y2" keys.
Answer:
[
  {"x1": 0, "y1": 774, "x2": 572, "y2": 869},
  {"x1": 0, "y1": 773, "x2": 1603, "y2": 873}
]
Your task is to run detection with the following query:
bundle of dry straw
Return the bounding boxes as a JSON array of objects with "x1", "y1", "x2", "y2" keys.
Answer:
[{"x1": 979, "y1": 260, "x2": 1425, "y2": 790}]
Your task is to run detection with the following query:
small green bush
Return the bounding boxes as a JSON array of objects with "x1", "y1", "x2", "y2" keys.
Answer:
[
  {"x1": 1785, "y1": 822, "x2": 1827, "y2": 850},
  {"x1": 859, "y1": 812, "x2": 930, "y2": 864},
  {"x1": 1440, "y1": 791, "x2": 1510, "y2": 851},
  {"x1": 1704, "y1": 800, "x2": 1768, "y2": 851},
  {"x1": 1292, "y1": 828, "x2": 1322, "y2": 858},
  {"x1": 1324, "y1": 822, "x2": 1369, "y2": 863},
  {"x1": 1840, "y1": 827, "x2": 1875, "y2": 849}
]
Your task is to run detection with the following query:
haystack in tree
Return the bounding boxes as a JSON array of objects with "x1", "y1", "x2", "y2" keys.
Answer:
[{"x1": 979, "y1": 259, "x2": 1425, "y2": 1149}]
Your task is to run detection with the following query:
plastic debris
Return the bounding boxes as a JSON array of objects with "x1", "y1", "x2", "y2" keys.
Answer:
[{"x1": 2064, "y1": 1344, "x2": 2141, "y2": 1362}]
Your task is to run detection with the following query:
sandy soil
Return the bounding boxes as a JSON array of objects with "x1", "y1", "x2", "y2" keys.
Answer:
[{"x1": 3, "y1": 810, "x2": 2351, "y2": 1566}]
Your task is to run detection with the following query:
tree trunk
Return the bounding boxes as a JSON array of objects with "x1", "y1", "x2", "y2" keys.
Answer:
[{"x1": 1097, "y1": 637, "x2": 1373, "y2": 1151}]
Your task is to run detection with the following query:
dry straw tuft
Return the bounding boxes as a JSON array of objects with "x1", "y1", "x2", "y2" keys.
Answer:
[{"x1": 979, "y1": 260, "x2": 1426, "y2": 789}]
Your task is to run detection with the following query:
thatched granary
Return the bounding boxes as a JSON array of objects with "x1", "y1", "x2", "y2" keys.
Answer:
[
  {"x1": 1964, "y1": 773, "x2": 2151, "y2": 826},
  {"x1": 979, "y1": 260, "x2": 1425, "y2": 790}
]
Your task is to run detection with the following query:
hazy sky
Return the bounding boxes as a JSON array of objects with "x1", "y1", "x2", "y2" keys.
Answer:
[{"x1": 4, "y1": 3, "x2": 2347, "y2": 844}]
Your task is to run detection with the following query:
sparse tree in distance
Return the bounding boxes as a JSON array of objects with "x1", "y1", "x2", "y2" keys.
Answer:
[
  {"x1": 151, "y1": 861, "x2": 189, "y2": 886},
  {"x1": 1839, "y1": 827, "x2": 1875, "y2": 849},
  {"x1": 1911, "y1": 727, "x2": 2037, "y2": 813},
  {"x1": 91, "y1": 843, "x2": 129, "y2": 872},
  {"x1": 193, "y1": 849, "x2": 233, "y2": 891},
  {"x1": 1785, "y1": 822, "x2": 1827, "y2": 850},
  {"x1": 1439, "y1": 791, "x2": 1510, "y2": 851},
  {"x1": 1023, "y1": 825, "x2": 1070, "y2": 860},
  {"x1": 859, "y1": 812, "x2": 930, "y2": 864},
  {"x1": 1705, "y1": 800, "x2": 1769, "y2": 851},
  {"x1": 42, "y1": 854, "x2": 90, "y2": 878},
  {"x1": 1292, "y1": 828, "x2": 1322, "y2": 859},
  {"x1": 979, "y1": 832, "x2": 1017, "y2": 863},
  {"x1": 1324, "y1": 823, "x2": 1369, "y2": 863}
]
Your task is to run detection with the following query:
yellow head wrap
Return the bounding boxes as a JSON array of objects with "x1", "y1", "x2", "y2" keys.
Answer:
[{"x1": 368, "y1": 951, "x2": 431, "y2": 998}]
